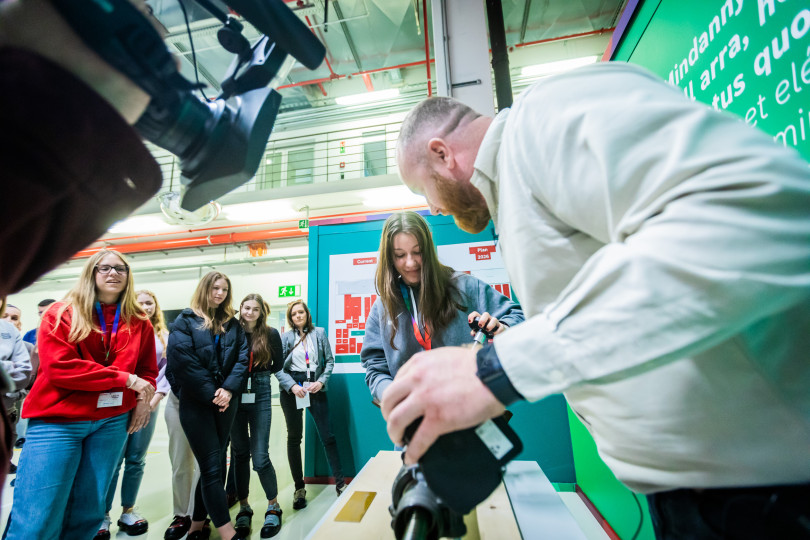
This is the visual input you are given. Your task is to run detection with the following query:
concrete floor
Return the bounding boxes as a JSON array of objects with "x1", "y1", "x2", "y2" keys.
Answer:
[
  {"x1": 0, "y1": 386, "x2": 609, "y2": 540},
  {"x1": 1, "y1": 387, "x2": 337, "y2": 540}
]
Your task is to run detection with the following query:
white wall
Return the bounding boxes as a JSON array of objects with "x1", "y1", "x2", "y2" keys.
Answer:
[{"x1": 7, "y1": 242, "x2": 309, "y2": 333}]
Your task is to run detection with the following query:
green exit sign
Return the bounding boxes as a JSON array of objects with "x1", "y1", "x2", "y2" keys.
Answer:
[
  {"x1": 279, "y1": 285, "x2": 301, "y2": 298},
  {"x1": 298, "y1": 219, "x2": 309, "y2": 229}
]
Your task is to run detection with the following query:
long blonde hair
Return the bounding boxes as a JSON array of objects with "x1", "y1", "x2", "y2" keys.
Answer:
[
  {"x1": 135, "y1": 289, "x2": 169, "y2": 350},
  {"x1": 375, "y1": 212, "x2": 463, "y2": 349},
  {"x1": 55, "y1": 249, "x2": 146, "y2": 343},
  {"x1": 190, "y1": 271, "x2": 235, "y2": 334}
]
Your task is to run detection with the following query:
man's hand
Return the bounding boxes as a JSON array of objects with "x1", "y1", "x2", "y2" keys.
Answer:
[
  {"x1": 127, "y1": 400, "x2": 151, "y2": 434},
  {"x1": 292, "y1": 384, "x2": 307, "y2": 398},
  {"x1": 381, "y1": 346, "x2": 505, "y2": 465},
  {"x1": 307, "y1": 381, "x2": 323, "y2": 393}
]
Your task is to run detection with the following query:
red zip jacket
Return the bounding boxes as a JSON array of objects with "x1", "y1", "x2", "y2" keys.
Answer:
[{"x1": 23, "y1": 302, "x2": 158, "y2": 421}]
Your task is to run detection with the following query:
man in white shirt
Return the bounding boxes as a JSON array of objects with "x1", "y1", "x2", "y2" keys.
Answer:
[{"x1": 384, "y1": 62, "x2": 810, "y2": 538}]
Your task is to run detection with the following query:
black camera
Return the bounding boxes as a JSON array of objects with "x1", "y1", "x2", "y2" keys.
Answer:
[{"x1": 50, "y1": 0, "x2": 326, "y2": 210}]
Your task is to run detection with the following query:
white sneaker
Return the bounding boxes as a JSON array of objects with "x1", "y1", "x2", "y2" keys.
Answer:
[
  {"x1": 94, "y1": 514, "x2": 111, "y2": 540},
  {"x1": 118, "y1": 508, "x2": 149, "y2": 536}
]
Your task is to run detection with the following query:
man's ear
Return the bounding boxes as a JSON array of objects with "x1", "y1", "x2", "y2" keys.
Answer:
[{"x1": 427, "y1": 138, "x2": 456, "y2": 170}]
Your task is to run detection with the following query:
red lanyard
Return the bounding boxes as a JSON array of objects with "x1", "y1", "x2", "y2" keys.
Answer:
[
  {"x1": 411, "y1": 318, "x2": 431, "y2": 350},
  {"x1": 400, "y1": 283, "x2": 431, "y2": 350}
]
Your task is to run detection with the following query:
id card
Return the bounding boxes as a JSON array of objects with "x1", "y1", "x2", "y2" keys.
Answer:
[
  {"x1": 242, "y1": 393, "x2": 256, "y2": 404},
  {"x1": 296, "y1": 384, "x2": 311, "y2": 409},
  {"x1": 97, "y1": 391, "x2": 123, "y2": 408}
]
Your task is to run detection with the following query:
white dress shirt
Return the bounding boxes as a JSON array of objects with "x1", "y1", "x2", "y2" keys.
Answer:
[{"x1": 473, "y1": 62, "x2": 810, "y2": 493}]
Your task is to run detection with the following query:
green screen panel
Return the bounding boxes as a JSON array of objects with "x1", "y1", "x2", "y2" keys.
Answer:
[
  {"x1": 614, "y1": 0, "x2": 810, "y2": 159},
  {"x1": 568, "y1": 407, "x2": 656, "y2": 540}
]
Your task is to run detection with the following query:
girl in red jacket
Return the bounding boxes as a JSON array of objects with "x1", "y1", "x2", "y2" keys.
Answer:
[{"x1": 5, "y1": 249, "x2": 157, "y2": 540}]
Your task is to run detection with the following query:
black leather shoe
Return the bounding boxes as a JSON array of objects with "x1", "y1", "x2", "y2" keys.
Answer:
[
  {"x1": 164, "y1": 515, "x2": 191, "y2": 540},
  {"x1": 186, "y1": 519, "x2": 211, "y2": 540}
]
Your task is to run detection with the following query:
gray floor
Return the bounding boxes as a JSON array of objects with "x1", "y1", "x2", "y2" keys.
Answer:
[
  {"x1": 1, "y1": 392, "x2": 337, "y2": 539},
  {"x1": 1, "y1": 393, "x2": 608, "y2": 540}
]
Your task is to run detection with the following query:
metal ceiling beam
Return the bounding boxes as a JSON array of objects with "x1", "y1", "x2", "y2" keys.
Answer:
[
  {"x1": 519, "y1": 0, "x2": 533, "y2": 43},
  {"x1": 332, "y1": 0, "x2": 364, "y2": 71}
]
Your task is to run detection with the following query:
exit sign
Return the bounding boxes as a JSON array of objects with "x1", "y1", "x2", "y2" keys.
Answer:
[
  {"x1": 298, "y1": 219, "x2": 309, "y2": 229},
  {"x1": 279, "y1": 285, "x2": 301, "y2": 298}
]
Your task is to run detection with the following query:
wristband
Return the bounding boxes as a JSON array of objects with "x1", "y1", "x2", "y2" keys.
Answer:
[{"x1": 475, "y1": 344, "x2": 524, "y2": 406}]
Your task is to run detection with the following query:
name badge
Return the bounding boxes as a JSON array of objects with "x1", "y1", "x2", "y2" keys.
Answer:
[
  {"x1": 241, "y1": 393, "x2": 256, "y2": 404},
  {"x1": 97, "y1": 391, "x2": 124, "y2": 408}
]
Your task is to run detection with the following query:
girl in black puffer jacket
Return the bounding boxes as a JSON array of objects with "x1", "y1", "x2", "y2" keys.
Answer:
[{"x1": 167, "y1": 271, "x2": 248, "y2": 540}]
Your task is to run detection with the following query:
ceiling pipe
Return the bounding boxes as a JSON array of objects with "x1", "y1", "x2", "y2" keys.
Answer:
[
  {"x1": 75, "y1": 228, "x2": 307, "y2": 258},
  {"x1": 515, "y1": 28, "x2": 614, "y2": 48},
  {"x1": 331, "y1": 0, "x2": 364, "y2": 71},
  {"x1": 485, "y1": 0, "x2": 513, "y2": 110},
  {"x1": 37, "y1": 254, "x2": 310, "y2": 283},
  {"x1": 362, "y1": 73, "x2": 374, "y2": 91},
  {"x1": 74, "y1": 204, "x2": 428, "y2": 258},
  {"x1": 422, "y1": 0, "x2": 432, "y2": 96},
  {"x1": 304, "y1": 15, "x2": 341, "y2": 80},
  {"x1": 277, "y1": 26, "x2": 611, "y2": 92},
  {"x1": 519, "y1": 0, "x2": 533, "y2": 43}
]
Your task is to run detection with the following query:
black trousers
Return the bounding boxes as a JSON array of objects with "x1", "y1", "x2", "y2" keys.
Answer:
[
  {"x1": 278, "y1": 371, "x2": 344, "y2": 491},
  {"x1": 647, "y1": 483, "x2": 810, "y2": 539},
  {"x1": 179, "y1": 395, "x2": 238, "y2": 528}
]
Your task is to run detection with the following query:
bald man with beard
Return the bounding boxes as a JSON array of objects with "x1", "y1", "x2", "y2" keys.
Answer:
[{"x1": 385, "y1": 62, "x2": 810, "y2": 538}]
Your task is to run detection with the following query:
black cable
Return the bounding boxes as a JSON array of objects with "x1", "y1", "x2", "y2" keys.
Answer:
[
  {"x1": 177, "y1": 0, "x2": 211, "y2": 101},
  {"x1": 630, "y1": 492, "x2": 644, "y2": 540}
]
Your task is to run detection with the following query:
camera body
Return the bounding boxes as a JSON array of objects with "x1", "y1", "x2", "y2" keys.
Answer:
[{"x1": 50, "y1": 0, "x2": 325, "y2": 210}]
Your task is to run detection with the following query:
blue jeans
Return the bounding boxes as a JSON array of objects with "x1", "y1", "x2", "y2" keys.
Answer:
[
  {"x1": 105, "y1": 409, "x2": 159, "y2": 511},
  {"x1": 279, "y1": 371, "x2": 344, "y2": 490},
  {"x1": 5, "y1": 413, "x2": 129, "y2": 540},
  {"x1": 231, "y1": 372, "x2": 278, "y2": 501}
]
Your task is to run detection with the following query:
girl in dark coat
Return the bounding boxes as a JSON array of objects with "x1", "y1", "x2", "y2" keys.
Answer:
[{"x1": 167, "y1": 271, "x2": 249, "y2": 540}]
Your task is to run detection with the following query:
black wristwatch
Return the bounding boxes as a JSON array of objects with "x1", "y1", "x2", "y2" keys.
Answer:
[{"x1": 475, "y1": 344, "x2": 524, "y2": 406}]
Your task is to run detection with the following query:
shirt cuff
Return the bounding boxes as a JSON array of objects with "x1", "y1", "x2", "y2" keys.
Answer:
[{"x1": 476, "y1": 344, "x2": 524, "y2": 406}]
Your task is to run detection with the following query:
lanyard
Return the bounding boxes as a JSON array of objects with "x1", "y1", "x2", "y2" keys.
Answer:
[
  {"x1": 95, "y1": 302, "x2": 121, "y2": 362},
  {"x1": 304, "y1": 338, "x2": 312, "y2": 380},
  {"x1": 400, "y1": 282, "x2": 431, "y2": 350},
  {"x1": 246, "y1": 350, "x2": 254, "y2": 392}
]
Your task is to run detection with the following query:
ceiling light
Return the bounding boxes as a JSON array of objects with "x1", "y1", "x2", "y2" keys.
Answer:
[
  {"x1": 361, "y1": 186, "x2": 427, "y2": 209},
  {"x1": 520, "y1": 56, "x2": 599, "y2": 78},
  {"x1": 335, "y1": 89, "x2": 400, "y2": 106},
  {"x1": 108, "y1": 215, "x2": 177, "y2": 234},
  {"x1": 222, "y1": 200, "x2": 298, "y2": 222}
]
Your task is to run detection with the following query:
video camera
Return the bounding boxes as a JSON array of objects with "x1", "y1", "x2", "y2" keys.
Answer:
[{"x1": 50, "y1": 0, "x2": 326, "y2": 211}]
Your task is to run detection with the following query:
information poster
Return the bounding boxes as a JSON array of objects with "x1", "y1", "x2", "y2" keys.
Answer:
[{"x1": 328, "y1": 241, "x2": 514, "y2": 363}]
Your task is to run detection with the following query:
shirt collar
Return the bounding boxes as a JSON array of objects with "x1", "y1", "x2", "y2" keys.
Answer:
[{"x1": 471, "y1": 108, "x2": 510, "y2": 230}]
